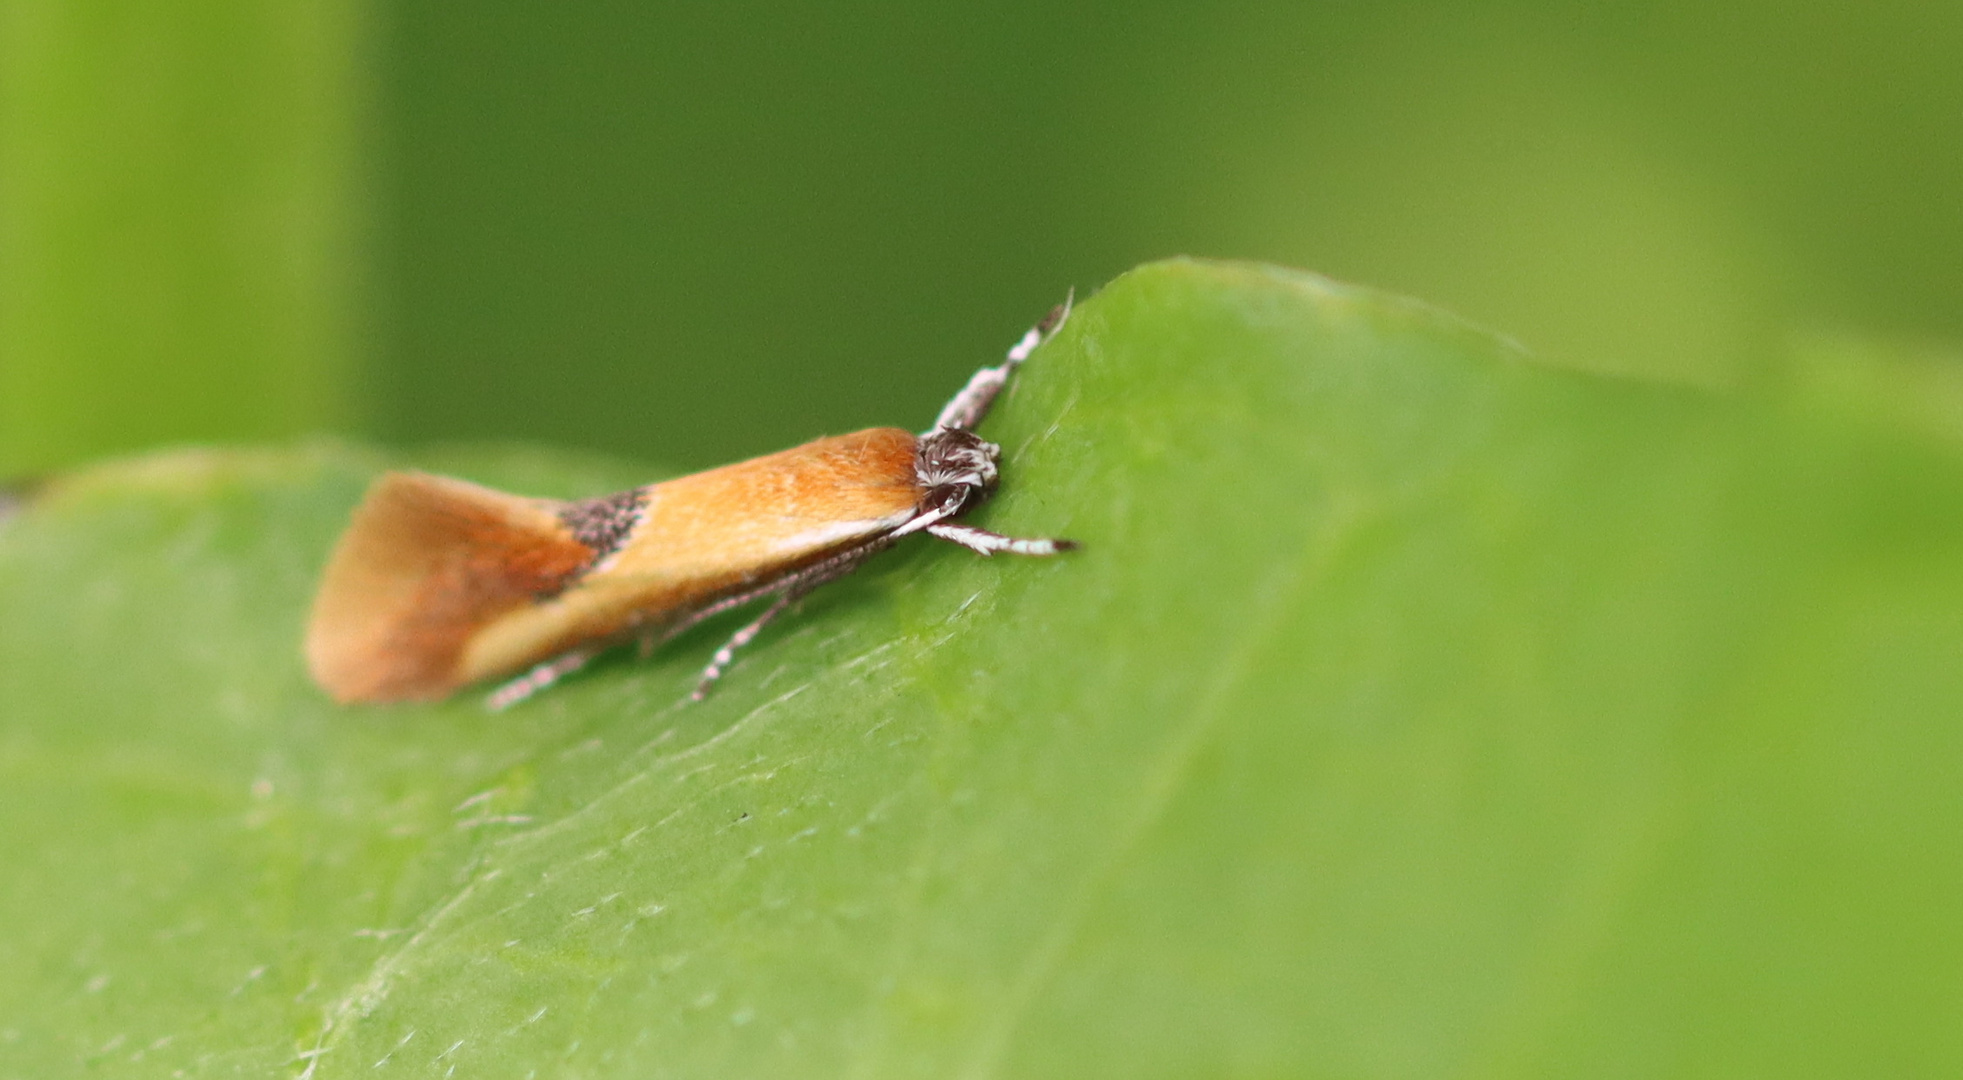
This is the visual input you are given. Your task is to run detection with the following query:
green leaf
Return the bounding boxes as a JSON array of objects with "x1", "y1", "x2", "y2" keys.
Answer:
[{"x1": 4, "y1": 258, "x2": 1961, "y2": 1077}]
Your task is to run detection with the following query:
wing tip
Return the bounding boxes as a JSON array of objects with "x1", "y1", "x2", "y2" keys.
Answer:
[{"x1": 305, "y1": 470, "x2": 594, "y2": 703}]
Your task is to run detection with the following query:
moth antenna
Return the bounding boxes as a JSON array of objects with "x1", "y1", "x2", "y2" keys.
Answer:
[{"x1": 931, "y1": 292, "x2": 1074, "y2": 433}]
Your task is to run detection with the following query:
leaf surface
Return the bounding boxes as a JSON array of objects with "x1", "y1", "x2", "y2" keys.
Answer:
[{"x1": 3, "y1": 259, "x2": 1960, "y2": 1077}]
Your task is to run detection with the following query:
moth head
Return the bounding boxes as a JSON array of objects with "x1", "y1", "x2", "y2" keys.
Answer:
[{"x1": 914, "y1": 427, "x2": 1001, "y2": 517}]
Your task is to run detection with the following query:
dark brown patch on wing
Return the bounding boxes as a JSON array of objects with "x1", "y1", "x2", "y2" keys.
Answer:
[{"x1": 558, "y1": 487, "x2": 647, "y2": 561}]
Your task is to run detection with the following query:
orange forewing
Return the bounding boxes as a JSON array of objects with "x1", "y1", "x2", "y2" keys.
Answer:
[
  {"x1": 457, "y1": 428, "x2": 923, "y2": 686},
  {"x1": 306, "y1": 427, "x2": 925, "y2": 703}
]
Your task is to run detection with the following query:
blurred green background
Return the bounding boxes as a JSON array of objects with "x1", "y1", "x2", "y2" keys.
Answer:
[{"x1": 5, "y1": 0, "x2": 1962, "y2": 472}]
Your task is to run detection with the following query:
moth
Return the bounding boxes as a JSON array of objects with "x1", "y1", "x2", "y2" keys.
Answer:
[{"x1": 306, "y1": 300, "x2": 1077, "y2": 707}]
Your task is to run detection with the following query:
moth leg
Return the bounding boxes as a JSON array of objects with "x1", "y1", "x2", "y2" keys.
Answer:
[
  {"x1": 691, "y1": 591, "x2": 800, "y2": 701},
  {"x1": 646, "y1": 578, "x2": 789, "y2": 654},
  {"x1": 931, "y1": 292, "x2": 1073, "y2": 432},
  {"x1": 487, "y1": 648, "x2": 595, "y2": 711},
  {"x1": 689, "y1": 537, "x2": 896, "y2": 701},
  {"x1": 925, "y1": 521, "x2": 1078, "y2": 557}
]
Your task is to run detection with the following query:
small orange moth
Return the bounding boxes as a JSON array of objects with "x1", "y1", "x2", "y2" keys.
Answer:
[{"x1": 306, "y1": 300, "x2": 1077, "y2": 707}]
